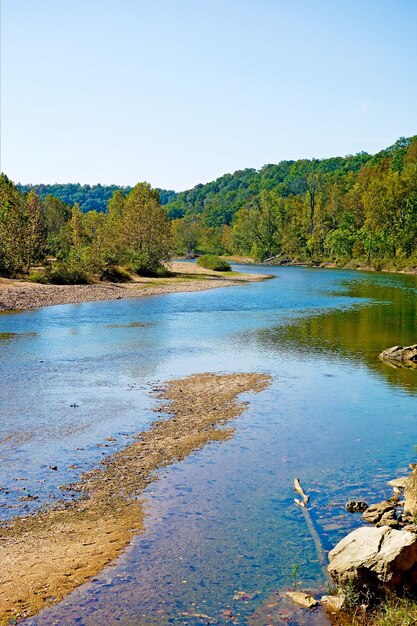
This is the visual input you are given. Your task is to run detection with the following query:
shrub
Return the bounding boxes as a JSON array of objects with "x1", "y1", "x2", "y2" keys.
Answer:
[
  {"x1": 47, "y1": 261, "x2": 90, "y2": 284},
  {"x1": 28, "y1": 270, "x2": 50, "y2": 284},
  {"x1": 100, "y1": 265, "x2": 131, "y2": 282},
  {"x1": 129, "y1": 252, "x2": 169, "y2": 277},
  {"x1": 196, "y1": 255, "x2": 231, "y2": 271}
]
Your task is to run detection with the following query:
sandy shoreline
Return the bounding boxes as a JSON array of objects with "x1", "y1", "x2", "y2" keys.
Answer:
[
  {"x1": 0, "y1": 371, "x2": 271, "y2": 624},
  {"x1": 0, "y1": 261, "x2": 271, "y2": 312}
]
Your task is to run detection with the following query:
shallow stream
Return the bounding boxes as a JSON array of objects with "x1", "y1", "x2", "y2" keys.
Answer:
[{"x1": 1, "y1": 265, "x2": 417, "y2": 624}]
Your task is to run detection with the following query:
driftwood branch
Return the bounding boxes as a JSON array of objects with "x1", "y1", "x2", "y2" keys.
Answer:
[
  {"x1": 293, "y1": 477, "x2": 310, "y2": 505},
  {"x1": 293, "y1": 477, "x2": 328, "y2": 577}
]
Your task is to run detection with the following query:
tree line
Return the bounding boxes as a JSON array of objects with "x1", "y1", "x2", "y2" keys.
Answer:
[
  {"x1": 0, "y1": 177, "x2": 171, "y2": 282},
  {"x1": 2, "y1": 135, "x2": 417, "y2": 282},
  {"x1": 169, "y1": 136, "x2": 417, "y2": 267},
  {"x1": 17, "y1": 183, "x2": 177, "y2": 213}
]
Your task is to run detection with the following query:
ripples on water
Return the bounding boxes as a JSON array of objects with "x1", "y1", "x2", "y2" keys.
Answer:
[{"x1": 1, "y1": 265, "x2": 417, "y2": 624}]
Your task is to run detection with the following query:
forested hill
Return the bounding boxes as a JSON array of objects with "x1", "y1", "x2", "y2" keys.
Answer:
[
  {"x1": 18, "y1": 136, "x2": 414, "y2": 228},
  {"x1": 16, "y1": 183, "x2": 177, "y2": 213},
  {"x1": 170, "y1": 135, "x2": 417, "y2": 266},
  {"x1": 165, "y1": 137, "x2": 417, "y2": 224},
  {"x1": 13, "y1": 135, "x2": 417, "y2": 267}
]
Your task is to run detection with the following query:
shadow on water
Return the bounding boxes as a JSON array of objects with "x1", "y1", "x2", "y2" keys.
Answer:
[{"x1": 251, "y1": 272, "x2": 417, "y2": 394}]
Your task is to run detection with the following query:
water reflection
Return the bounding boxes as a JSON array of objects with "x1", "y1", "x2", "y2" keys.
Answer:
[
  {"x1": 251, "y1": 271, "x2": 417, "y2": 393},
  {"x1": 1, "y1": 265, "x2": 417, "y2": 625}
]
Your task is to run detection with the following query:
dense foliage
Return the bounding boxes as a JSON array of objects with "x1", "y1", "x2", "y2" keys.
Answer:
[
  {"x1": 196, "y1": 255, "x2": 231, "y2": 271},
  {"x1": 3, "y1": 135, "x2": 417, "y2": 279},
  {"x1": 169, "y1": 136, "x2": 417, "y2": 267},
  {"x1": 16, "y1": 183, "x2": 177, "y2": 213},
  {"x1": 0, "y1": 177, "x2": 172, "y2": 281}
]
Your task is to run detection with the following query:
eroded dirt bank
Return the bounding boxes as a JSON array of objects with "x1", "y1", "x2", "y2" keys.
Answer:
[{"x1": 0, "y1": 372, "x2": 271, "y2": 624}]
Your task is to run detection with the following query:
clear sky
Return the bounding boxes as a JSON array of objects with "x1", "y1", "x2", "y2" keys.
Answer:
[{"x1": 1, "y1": 0, "x2": 416, "y2": 191}]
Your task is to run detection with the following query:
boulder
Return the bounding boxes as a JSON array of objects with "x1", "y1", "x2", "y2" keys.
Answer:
[
  {"x1": 379, "y1": 344, "x2": 417, "y2": 368},
  {"x1": 404, "y1": 468, "x2": 417, "y2": 517},
  {"x1": 328, "y1": 526, "x2": 417, "y2": 590},
  {"x1": 377, "y1": 509, "x2": 399, "y2": 529}
]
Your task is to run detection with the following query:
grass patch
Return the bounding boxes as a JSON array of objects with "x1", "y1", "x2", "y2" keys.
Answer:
[
  {"x1": 196, "y1": 255, "x2": 231, "y2": 272},
  {"x1": 373, "y1": 596, "x2": 417, "y2": 626}
]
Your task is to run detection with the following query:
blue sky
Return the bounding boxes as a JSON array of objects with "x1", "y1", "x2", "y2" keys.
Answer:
[{"x1": 1, "y1": 0, "x2": 416, "y2": 190}]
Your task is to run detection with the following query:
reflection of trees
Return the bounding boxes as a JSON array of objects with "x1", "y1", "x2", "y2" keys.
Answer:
[{"x1": 256, "y1": 275, "x2": 417, "y2": 394}]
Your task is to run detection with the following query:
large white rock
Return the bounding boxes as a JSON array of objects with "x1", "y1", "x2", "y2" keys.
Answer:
[{"x1": 328, "y1": 526, "x2": 417, "y2": 589}]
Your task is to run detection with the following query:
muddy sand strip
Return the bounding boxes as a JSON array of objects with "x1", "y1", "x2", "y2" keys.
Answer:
[
  {"x1": 0, "y1": 261, "x2": 270, "y2": 312},
  {"x1": 0, "y1": 372, "x2": 271, "y2": 624}
]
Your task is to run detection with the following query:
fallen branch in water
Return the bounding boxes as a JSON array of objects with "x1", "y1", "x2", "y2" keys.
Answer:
[
  {"x1": 293, "y1": 478, "x2": 328, "y2": 576},
  {"x1": 293, "y1": 477, "x2": 310, "y2": 506}
]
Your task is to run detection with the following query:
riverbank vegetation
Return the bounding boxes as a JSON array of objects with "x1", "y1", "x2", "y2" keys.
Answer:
[
  {"x1": 196, "y1": 254, "x2": 231, "y2": 271},
  {"x1": 168, "y1": 136, "x2": 417, "y2": 269},
  {"x1": 3, "y1": 135, "x2": 417, "y2": 282},
  {"x1": 0, "y1": 178, "x2": 172, "y2": 282}
]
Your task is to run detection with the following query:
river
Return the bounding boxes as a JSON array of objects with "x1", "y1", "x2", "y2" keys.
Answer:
[{"x1": 1, "y1": 265, "x2": 417, "y2": 624}]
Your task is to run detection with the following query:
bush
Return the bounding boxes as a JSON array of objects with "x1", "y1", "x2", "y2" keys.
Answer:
[
  {"x1": 129, "y1": 252, "x2": 170, "y2": 277},
  {"x1": 47, "y1": 261, "x2": 90, "y2": 284},
  {"x1": 100, "y1": 265, "x2": 131, "y2": 282},
  {"x1": 28, "y1": 270, "x2": 49, "y2": 284},
  {"x1": 196, "y1": 255, "x2": 231, "y2": 271},
  {"x1": 154, "y1": 266, "x2": 173, "y2": 278}
]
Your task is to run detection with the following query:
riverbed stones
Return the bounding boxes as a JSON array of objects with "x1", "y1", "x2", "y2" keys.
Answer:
[
  {"x1": 328, "y1": 526, "x2": 417, "y2": 590},
  {"x1": 379, "y1": 344, "x2": 417, "y2": 367}
]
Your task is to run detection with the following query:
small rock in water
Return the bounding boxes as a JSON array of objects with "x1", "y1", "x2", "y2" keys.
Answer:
[
  {"x1": 346, "y1": 500, "x2": 368, "y2": 513},
  {"x1": 380, "y1": 344, "x2": 417, "y2": 366},
  {"x1": 233, "y1": 590, "x2": 252, "y2": 601},
  {"x1": 285, "y1": 591, "x2": 318, "y2": 609},
  {"x1": 48, "y1": 466, "x2": 58, "y2": 471}
]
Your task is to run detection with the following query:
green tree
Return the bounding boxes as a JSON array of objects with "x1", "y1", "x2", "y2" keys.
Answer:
[
  {"x1": 0, "y1": 174, "x2": 24, "y2": 275},
  {"x1": 171, "y1": 215, "x2": 203, "y2": 256},
  {"x1": 22, "y1": 190, "x2": 45, "y2": 271},
  {"x1": 103, "y1": 183, "x2": 172, "y2": 275}
]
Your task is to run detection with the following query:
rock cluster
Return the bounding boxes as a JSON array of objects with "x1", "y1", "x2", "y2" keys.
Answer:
[
  {"x1": 379, "y1": 344, "x2": 417, "y2": 367},
  {"x1": 330, "y1": 473, "x2": 417, "y2": 594},
  {"x1": 362, "y1": 499, "x2": 400, "y2": 528}
]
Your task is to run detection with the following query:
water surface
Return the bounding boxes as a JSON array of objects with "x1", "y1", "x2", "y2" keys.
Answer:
[{"x1": 1, "y1": 265, "x2": 417, "y2": 624}]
